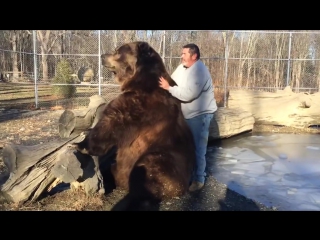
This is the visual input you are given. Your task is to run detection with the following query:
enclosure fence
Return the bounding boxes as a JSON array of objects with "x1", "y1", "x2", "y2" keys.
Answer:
[{"x1": 1, "y1": 30, "x2": 320, "y2": 109}]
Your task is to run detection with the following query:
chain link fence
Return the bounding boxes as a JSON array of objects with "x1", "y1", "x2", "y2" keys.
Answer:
[{"x1": 1, "y1": 30, "x2": 320, "y2": 110}]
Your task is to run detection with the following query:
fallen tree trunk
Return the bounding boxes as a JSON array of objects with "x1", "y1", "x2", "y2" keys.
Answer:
[
  {"x1": 0, "y1": 135, "x2": 83, "y2": 203},
  {"x1": 0, "y1": 95, "x2": 112, "y2": 204},
  {"x1": 58, "y1": 94, "x2": 108, "y2": 138},
  {"x1": 0, "y1": 134, "x2": 115, "y2": 203},
  {"x1": 0, "y1": 95, "x2": 116, "y2": 204}
]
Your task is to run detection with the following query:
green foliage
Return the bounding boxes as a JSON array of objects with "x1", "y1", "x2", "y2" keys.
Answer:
[{"x1": 52, "y1": 59, "x2": 76, "y2": 97}]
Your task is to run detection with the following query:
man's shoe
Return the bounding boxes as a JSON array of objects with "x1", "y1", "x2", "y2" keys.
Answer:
[{"x1": 189, "y1": 181, "x2": 204, "y2": 192}]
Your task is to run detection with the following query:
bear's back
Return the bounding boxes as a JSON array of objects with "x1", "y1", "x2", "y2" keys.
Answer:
[{"x1": 107, "y1": 89, "x2": 191, "y2": 149}]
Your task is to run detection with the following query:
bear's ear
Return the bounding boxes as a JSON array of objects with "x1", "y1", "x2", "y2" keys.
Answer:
[{"x1": 137, "y1": 41, "x2": 152, "y2": 57}]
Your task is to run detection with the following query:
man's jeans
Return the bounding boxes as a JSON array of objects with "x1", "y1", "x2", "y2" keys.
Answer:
[{"x1": 185, "y1": 113, "x2": 214, "y2": 184}]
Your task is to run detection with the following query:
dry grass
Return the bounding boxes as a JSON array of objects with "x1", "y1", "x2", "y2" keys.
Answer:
[
  {"x1": 0, "y1": 190, "x2": 106, "y2": 211},
  {"x1": 50, "y1": 106, "x2": 66, "y2": 111},
  {"x1": 62, "y1": 186, "x2": 105, "y2": 211}
]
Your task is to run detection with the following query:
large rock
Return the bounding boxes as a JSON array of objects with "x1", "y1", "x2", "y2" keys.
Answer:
[
  {"x1": 228, "y1": 87, "x2": 320, "y2": 128},
  {"x1": 209, "y1": 107, "x2": 255, "y2": 140}
]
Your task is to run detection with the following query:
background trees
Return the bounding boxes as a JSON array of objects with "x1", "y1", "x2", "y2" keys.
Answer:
[{"x1": 1, "y1": 30, "x2": 319, "y2": 93}]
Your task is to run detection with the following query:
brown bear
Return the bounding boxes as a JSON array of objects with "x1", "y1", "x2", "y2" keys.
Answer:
[{"x1": 73, "y1": 41, "x2": 196, "y2": 210}]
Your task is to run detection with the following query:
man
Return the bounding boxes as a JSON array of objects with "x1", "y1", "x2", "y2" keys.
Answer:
[{"x1": 159, "y1": 43, "x2": 217, "y2": 192}]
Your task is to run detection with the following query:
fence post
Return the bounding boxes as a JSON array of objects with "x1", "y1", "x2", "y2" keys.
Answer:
[
  {"x1": 286, "y1": 31, "x2": 292, "y2": 87},
  {"x1": 32, "y1": 30, "x2": 38, "y2": 109},
  {"x1": 98, "y1": 30, "x2": 101, "y2": 95},
  {"x1": 162, "y1": 30, "x2": 166, "y2": 64},
  {"x1": 223, "y1": 30, "x2": 229, "y2": 108}
]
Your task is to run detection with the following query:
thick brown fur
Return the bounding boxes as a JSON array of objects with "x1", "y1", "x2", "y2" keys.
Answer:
[{"x1": 74, "y1": 41, "x2": 196, "y2": 210}]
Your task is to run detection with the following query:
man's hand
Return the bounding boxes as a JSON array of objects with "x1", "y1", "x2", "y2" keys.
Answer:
[{"x1": 159, "y1": 76, "x2": 170, "y2": 90}]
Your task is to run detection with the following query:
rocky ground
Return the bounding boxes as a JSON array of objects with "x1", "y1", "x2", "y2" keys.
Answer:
[{"x1": 0, "y1": 109, "x2": 319, "y2": 211}]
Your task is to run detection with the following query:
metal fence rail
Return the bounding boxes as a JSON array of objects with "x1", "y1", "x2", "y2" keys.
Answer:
[{"x1": 1, "y1": 30, "x2": 320, "y2": 110}]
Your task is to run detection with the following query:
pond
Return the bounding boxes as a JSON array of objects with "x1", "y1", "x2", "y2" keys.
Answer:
[{"x1": 206, "y1": 132, "x2": 320, "y2": 210}]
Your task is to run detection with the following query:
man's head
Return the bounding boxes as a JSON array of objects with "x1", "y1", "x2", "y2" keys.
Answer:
[{"x1": 181, "y1": 43, "x2": 200, "y2": 68}]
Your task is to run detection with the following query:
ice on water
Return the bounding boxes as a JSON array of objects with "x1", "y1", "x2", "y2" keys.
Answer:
[{"x1": 207, "y1": 133, "x2": 320, "y2": 211}]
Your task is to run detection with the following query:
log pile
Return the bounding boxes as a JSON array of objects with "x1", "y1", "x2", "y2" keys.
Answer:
[{"x1": 0, "y1": 95, "x2": 111, "y2": 203}]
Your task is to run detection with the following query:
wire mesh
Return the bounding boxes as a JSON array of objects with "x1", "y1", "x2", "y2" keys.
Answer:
[{"x1": 1, "y1": 30, "x2": 320, "y2": 111}]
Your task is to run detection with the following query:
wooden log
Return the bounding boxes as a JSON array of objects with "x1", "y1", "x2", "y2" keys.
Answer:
[
  {"x1": 0, "y1": 135, "x2": 114, "y2": 203},
  {"x1": 0, "y1": 95, "x2": 114, "y2": 204},
  {"x1": 209, "y1": 107, "x2": 255, "y2": 140},
  {"x1": 228, "y1": 86, "x2": 320, "y2": 128},
  {"x1": 68, "y1": 147, "x2": 117, "y2": 195},
  {"x1": 0, "y1": 132, "x2": 116, "y2": 204},
  {"x1": 58, "y1": 95, "x2": 108, "y2": 138},
  {"x1": 52, "y1": 136, "x2": 116, "y2": 196},
  {"x1": 51, "y1": 147, "x2": 84, "y2": 183},
  {"x1": 0, "y1": 135, "x2": 83, "y2": 203}
]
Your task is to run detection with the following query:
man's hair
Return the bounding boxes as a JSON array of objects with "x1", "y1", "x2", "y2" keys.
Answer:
[{"x1": 183, "y1": 43, "x2": 200, "y2": 60}]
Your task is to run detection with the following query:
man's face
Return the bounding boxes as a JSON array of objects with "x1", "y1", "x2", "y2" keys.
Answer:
[{"x1": 181, "y1": 48, "x2": 197, "y2": 68}]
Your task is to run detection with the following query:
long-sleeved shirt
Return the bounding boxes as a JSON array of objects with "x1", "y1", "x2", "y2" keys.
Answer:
[{"x1": 168, "y1": 60, "x2": 217, "y2": 119}]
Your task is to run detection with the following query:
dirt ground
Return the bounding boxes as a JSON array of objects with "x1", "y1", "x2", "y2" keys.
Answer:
[{"x1": 0, "y1": 109, "x2": 319, "y2": 211}]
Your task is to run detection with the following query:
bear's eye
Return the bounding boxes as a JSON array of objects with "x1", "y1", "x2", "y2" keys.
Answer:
[
  {"x1": 113, "y1": 48, "x2": 119, "y2": 55},
  {"x1": 113, "y1": 53, "x2": 123, "y2": 61}
]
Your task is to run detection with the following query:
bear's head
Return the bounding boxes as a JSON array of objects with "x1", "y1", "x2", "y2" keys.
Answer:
[{"x1": 101, "y1": 41, "x2": 175, "y2": 92}]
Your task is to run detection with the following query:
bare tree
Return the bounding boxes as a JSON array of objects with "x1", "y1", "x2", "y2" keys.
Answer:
[
  {"x1": 273, "y1": 33, "x2": 286, "y2": 89},
  {"x1": 290, "y1": 32, "x2": 311, "y2": 92},
  {"x1": 36, "y1": 30, "x2": 65, "y2": 81},
  {"x1": 0, "y1": 30, "x2": 33, "y2": 81},
  {"x1": 3, "y1": 31, "x2": 20, "y2": 81},
  {"x1": 0, "y1": 31, "x2": 11, "y2": 74},
  {"x1": 2, "y1": 30, "x2": 320, "y2": 94},
  {"x1": 235, "y1": 32, "x2": 258, "y2": 87},
  {"x1": 313, "y1": 34, "x2": 320, "y2": 92}
]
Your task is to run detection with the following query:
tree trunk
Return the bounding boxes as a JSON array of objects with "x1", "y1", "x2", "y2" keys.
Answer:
[
  {"x1": 0, "y1": 135, "x2": 82, "y2": 203},
  {"x1": 41, "y1": 54, "x2": 49, "y2": 81},
  {"x1": 37, "y1": 30, "x2": 65, "y2": 82},
  {"x1": 11, "y1": 32, "x2": 20, "y2": 81},
  {"x1": 58, "y1": 94, "x2": 108, "y2": 138},
  {"x1": 0, "y1": 95, "x2": 111, "y2": 204},
  {"x1": 0, "y1": 133, "x2": 116, "y2": 204}
]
